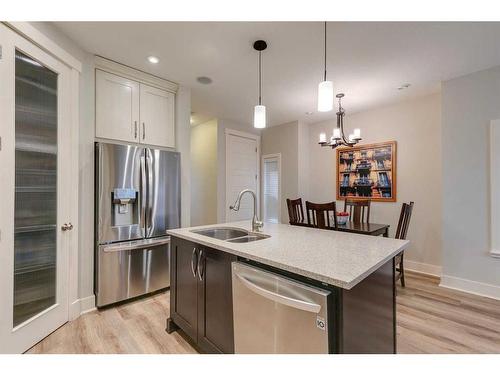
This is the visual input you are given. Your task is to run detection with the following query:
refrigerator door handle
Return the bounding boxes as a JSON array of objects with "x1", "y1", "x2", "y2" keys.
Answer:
[
  {"x1": 235, "y1": 273, "x2": 322, "y2": 313},
  {"x1": 146, "y1": 148, "x2": 154, "y2": 236},
  {"x1": 140, "y1": 150, "x2": 147, "y2": 237},
  {"x1": 101, "y1": 237, "x2": 171, "y2": 253}
]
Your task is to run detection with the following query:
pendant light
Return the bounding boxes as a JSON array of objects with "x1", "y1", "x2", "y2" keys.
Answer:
[
  {"x1": 253, "y1": 40, "x2": 267, "y2": 129},
  {"x1": 317, "y1": 22, "x2": 334, "y2": 112}
]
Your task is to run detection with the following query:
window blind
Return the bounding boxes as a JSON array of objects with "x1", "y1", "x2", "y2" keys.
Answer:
[{"x1": 263, "y1": 157, "x2": 279, "y2": 223}]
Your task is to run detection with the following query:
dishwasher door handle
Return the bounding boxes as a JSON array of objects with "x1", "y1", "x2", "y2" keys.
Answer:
[{"x1": 235, "y1": 273, "x2": 322, "y2": 313}]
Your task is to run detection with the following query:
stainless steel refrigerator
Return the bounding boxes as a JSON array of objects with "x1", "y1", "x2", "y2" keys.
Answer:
[{"x1": 95, "y1": 142, "x2": 180, "y2": 307}]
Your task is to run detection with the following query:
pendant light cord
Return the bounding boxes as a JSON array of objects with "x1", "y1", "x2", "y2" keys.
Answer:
[
  {"x1": 258, "y1": 51, "x2": 262, "y2": 105},
  {"x1": 324, "y1": 21, "x2": 327, "y2": 81}
]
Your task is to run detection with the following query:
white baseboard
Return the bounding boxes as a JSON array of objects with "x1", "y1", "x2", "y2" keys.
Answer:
[
  {"x1": 69, "y1": 295, "x2": 96, "y2": 321},
  {"x1": 490, "y1": 249, "x2": 500, "y2": 258},
  {"x1": 404, "y1": 260, "x2": 442, "y2": 277},
  {"x1": 440, "y1": 275, "x2": 500, "y2": 301},
  {"x1": 80, "y1": 295, "x2": 96, "y2": 314}
]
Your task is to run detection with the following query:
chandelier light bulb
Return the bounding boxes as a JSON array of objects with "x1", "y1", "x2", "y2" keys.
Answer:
[
  {"x1": 353, "y1": 128, "x2": 361, "y2": 139},
  {"x1": 333, "y1": 128, "x2": 341, "y2": 140},
  {"x1": 319, "y1": 132, "x2": 327, "y2": 143}
]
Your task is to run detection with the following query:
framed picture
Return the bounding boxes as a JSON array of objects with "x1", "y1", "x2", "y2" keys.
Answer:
[{"x1": 336, "y1": 141, "x2": 397, "y2": 202}]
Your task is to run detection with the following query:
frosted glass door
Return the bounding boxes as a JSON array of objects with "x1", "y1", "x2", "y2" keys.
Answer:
[
  {"x1": 0, "y1": 23, "x2": 74, "y2": 354},
  {"x1": 14, "y1": 50, "x2": 58, "y2": 327}
]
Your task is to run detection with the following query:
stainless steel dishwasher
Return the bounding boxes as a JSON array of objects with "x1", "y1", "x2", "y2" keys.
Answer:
[{"x1": 231, "y1": 262, "x2": 331, "y2": 353}]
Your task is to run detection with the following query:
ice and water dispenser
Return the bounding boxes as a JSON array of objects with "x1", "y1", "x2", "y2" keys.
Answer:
[{"x1": 111, "y1": 188, "x2": 138, "y2": 226}]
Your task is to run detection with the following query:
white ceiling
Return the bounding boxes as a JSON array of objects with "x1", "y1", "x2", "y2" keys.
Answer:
[{"x1": 54, "y1": 22, "x2": 500, "y2": 127}]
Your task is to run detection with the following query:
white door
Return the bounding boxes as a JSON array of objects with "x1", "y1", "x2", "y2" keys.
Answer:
[
  {"x1": 139, "y1": 83, "x2": 175, "y2": 148},
  {"x1": 95, "y1": 69, "x2": 140, "y2": 143},
  {"x1": 226, "y1": 132, "x2": 259, "y2": 222},
  {"x1": 262, "y1": 154, "x2": 281, "y2": 223},
  {"x1": 0, "y1": 25, "x2": 75, "y2": 353}
]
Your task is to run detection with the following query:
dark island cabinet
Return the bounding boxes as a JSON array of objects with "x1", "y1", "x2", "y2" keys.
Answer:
[{"x1": 168, "y1": 237, "x2": 237, "y2": 353}]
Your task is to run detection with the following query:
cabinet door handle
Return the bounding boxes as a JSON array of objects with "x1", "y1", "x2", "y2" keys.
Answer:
[
  {"x1": 191, "y1": 247, "x2": 198, "y2": 278},
  {"x1": 142, "y1": 122, "x2": 145, "y2": 140},
  {"x1": 197, "y1": 249, "x2": 204, "y2": 281},
  {"x1": 134, "y1": 121, "x2": 138, "y2": 138}
]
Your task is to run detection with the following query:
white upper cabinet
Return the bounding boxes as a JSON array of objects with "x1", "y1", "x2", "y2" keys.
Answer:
[
  {"x1": 94, "y1": 57, "x2": 178, "y2": 148},
  {"x1": 95, "y1": 69, "x2": 140, "y2": 143},
  {"x1": 139, "y1": 84, "x2": 175, "y2": 148}
]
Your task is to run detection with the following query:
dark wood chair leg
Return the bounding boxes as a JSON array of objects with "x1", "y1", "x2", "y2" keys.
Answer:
[{"x1": 400, "y1": 253, "x2": 405, "y2": 288}]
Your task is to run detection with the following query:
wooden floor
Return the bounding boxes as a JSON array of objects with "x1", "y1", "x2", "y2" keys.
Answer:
[{"x1": 28, "y1": 272, "x2": 500, "y2": 354}]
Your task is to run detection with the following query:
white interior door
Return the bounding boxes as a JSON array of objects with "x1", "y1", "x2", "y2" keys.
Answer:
[
  {"x1": 139, "y1": 83, "x2": 175, "y2": 148},
  {"x1": 226, "y1": 131, "x2": 259, "y2": 222},
  {"x1": 0, "y1": 25, "x2": 74, "y2": 353}
]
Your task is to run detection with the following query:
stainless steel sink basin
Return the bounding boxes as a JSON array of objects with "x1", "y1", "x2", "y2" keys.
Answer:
[
  {"x1": 191, "y1": 227, "x2": 270, "y2": 243},
  {"x1": 192, "y1": 227, "x2": 249, "y2": 240},
  {"x1": 227, "y1": 234, "x2": 270, "y2": 243}
]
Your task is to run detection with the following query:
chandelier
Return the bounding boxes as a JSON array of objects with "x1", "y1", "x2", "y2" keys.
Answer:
[{"x1": 318, "y1": 93, "x2": 362, "y2": 149}]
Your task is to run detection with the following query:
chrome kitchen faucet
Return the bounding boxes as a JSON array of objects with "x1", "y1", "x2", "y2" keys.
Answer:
[{"x1": 229, "y1": 189, "x2": 263, "y2": 232}]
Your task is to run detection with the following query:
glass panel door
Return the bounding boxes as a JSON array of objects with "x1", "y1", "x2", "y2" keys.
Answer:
[
  {"x1": 262, "y1": 155, "x2": 281, "y2": 223},
  {"x1": 0, "y1": 23, "x2": 74, "y2": 354},
  {"x1": 13, "y1": 50, "x2": 58, "y2": 327}
]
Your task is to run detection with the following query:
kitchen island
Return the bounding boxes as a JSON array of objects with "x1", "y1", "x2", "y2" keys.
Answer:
[{"x1": 166, "y1": 221, "x2": 409, "y2": 354}]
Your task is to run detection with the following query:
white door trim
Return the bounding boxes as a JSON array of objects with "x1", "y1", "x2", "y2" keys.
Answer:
[
  {"x1": 225, "y1": 128, "x2": 261, "y2": 222},
  {"x1": 490, "y1": 120, "x2": 500, "y2": 259},
  {"x1": 67, "y1": 68, "x2": 81, "y2": 320},
  {"x1": 3, "y1": 22, "x2": 82, "y2": 72},
  {"x1": 261, "y1": 153, "x2": 282, "y2": 223}
]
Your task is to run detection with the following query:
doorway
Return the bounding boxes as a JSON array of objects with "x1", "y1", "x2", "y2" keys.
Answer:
[{"x1": 225, "y1": 130, "x2": 260, "y2": 222}]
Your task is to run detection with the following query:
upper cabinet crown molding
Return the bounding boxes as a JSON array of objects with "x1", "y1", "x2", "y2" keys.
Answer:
[{"x1": 94, "y1": 55, "x2": 178, "y2": 93}]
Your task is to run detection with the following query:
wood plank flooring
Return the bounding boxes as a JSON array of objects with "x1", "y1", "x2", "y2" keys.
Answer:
[
  {"x1": 28, "y1": 272, "x2": 500, "y2": 354},
  {"x1": 27, "y1": 291, "x2": 197, "y2": 354}
]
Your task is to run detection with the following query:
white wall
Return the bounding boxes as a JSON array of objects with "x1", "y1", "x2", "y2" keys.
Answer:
[
  {"x1": 262, "y1": 121, "x2": 300, "y2": 223},
  {"x1": 441, "y1": 66, "x2": 500, "y2": 298},
  {"x1": 297, "y1": 121, "x2": 310, "y2": 199},
  {"x1": 176, "y1": 86, "x2": 192, "y2": 228},
  {"x1": 191, "y1": 120, "x2": 218, "y2": 226},
  {"x1": 307, "y1": 94, "x2": 442, "y2": 273}
]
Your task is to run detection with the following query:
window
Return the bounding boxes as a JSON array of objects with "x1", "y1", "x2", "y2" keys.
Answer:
[{"x1": 262, "y1": 154, "x2": 281, "y2": 223}]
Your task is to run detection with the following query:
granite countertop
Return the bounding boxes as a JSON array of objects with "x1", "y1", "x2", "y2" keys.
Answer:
[{"x1": 167, "y1": 221, "x2": 409, "y2": 289}]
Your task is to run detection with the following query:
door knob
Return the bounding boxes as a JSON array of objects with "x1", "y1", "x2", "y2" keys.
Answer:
[{"x1": 61, "y1": 223, "x2": 74, "y2": 231}]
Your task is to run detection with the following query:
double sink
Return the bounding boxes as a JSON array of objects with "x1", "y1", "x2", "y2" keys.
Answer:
[{"x1": 191, "y1": 227, "x2": 270, "y2": 243}]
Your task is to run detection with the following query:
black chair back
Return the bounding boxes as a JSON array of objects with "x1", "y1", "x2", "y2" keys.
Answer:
[
  {"x1": 287, "y1": 198, "x2": 305, "y2": 225},
  {"x1": 305, "y1": 201, "x2": 338, "y2": 229}
]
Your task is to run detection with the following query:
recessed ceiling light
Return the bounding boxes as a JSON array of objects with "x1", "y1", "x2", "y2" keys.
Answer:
[
  {"x1": 197, "y1": 76, "x2": 213, "y2": 84},
  {"x1": 147, "y1": 56, "x2": 160, "y2": 64},
  {"x1": 305, "y1": 111, "x2": 314, "y2": 115}
]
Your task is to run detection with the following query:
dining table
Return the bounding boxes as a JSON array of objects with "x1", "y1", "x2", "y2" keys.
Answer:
[
  {"x1": 292, "y1": 221, "x2": 390, "y2": 237},
  {"x1": 334, "y1": 222, "x2": 389, "y2": 237}
]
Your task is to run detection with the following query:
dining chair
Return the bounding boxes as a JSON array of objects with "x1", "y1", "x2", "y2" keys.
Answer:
[
  {"x1": 343, "y1": 199, "x2": 371, "y2": 223},
  {"x1": 394, "y1": 201, "x2": 414, "y2": 288},
  {"x1": 305, "y1": 201, "x2": 338, "y2": 230},
  {"x1": 286, "y1": 198, "x2": 305, "y2": 225}
]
